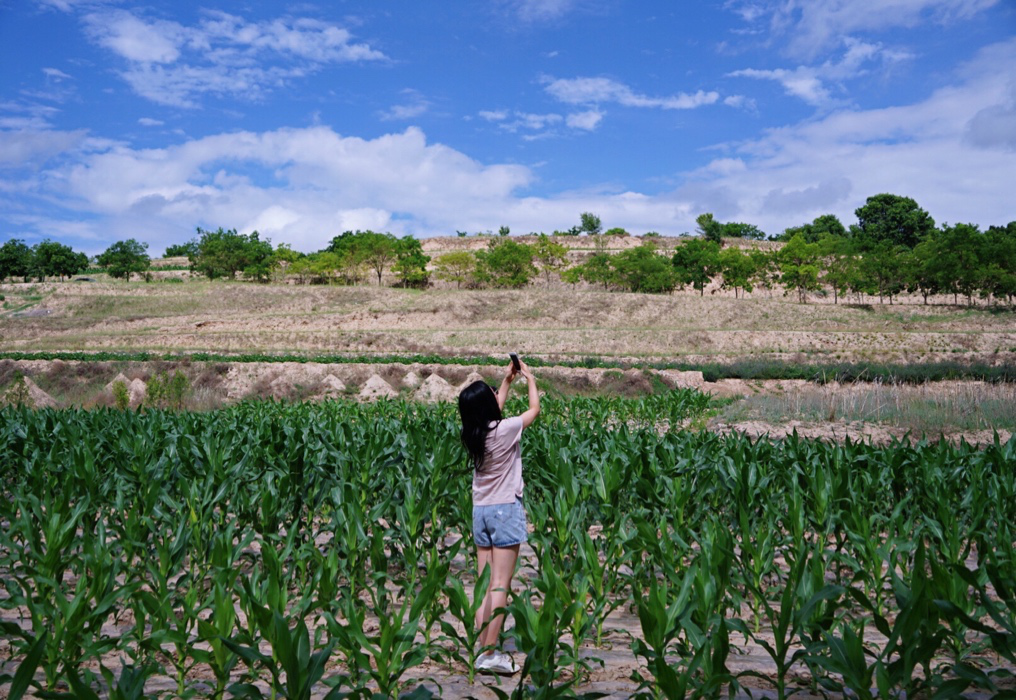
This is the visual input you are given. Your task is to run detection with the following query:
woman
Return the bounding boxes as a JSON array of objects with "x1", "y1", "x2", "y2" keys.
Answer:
[{"x1": 458, "y1": 358, "x2": 540, "y2": 675}]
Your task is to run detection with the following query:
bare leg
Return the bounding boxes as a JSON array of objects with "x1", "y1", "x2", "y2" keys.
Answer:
[
  {"x1": 475, "y1": 546, "x2": 493, "y2": 637},
  {"x1": 477, "y1": 544, "x2": 520, "y2": 652}
]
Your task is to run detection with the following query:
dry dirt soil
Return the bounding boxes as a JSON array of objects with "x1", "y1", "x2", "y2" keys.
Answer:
[{"x1": 2, "y1": 279, "x2": 1014, "y2": 365}]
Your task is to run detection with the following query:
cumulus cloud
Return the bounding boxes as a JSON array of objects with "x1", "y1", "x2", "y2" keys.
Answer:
[
  {"x1": 729, "y1": 0, "x2": 999, "y2": 60},
  {"x1": 543, "y1": 76, "x2": 719, "y2": 110},
  {"x1": 682, "y1": 38, "x2": 1016, "y2": 232},
  {"x1": 80, "y1": 8, "x2": 386, "y2": 107},
  {"x1": 5, "y1": 40, "x2": 1014, "y2": 252}
]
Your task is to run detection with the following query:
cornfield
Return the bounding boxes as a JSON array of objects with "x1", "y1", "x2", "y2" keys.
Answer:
[{"x1": 1, "y1": 390, "x2": 1014, "y2": 698}]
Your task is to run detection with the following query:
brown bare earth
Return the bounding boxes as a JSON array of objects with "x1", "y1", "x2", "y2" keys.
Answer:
[
  {"x1": 2, "y1": 275, "x2": 1014, "y2": 443},
  {"x1": 2, "y1": 278, "x2": 1014, "y2": 364}
]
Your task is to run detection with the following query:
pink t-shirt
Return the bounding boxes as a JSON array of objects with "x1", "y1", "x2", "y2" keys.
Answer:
[{"x1": 472, "y1": 415, "x2": 525, "y2": 506}]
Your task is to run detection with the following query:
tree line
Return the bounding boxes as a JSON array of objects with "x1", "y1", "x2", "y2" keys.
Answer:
[{"x1": 2, "y1": 194, "x2": 1014, "y2": 306}]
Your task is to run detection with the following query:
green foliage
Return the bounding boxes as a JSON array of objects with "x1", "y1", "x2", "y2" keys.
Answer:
[
  {"x1": 433, "y1": 251, "x2": 476, "y2": 289},
  {"x1": 579, "y1": 212, "x2": 602, "y2": 235},
  {"x1": 29, "y1": 239, "x2": 88, "y2": 281},
  {"x1": 3, "y1": 374, "x2": 29, "y2": 407},
  {"x1": 96, "y1": 239, "x2": 150, "y2": 281},
  {"x1": 720, "y1": 221, "x2": 766, "y2": 240},
  {"x1": 475, "y1": 238, "x2": 536, "y2": 288},
  {"x1": 146, "y1": 371, "x2": 189, "y2": 410},
  {"x1": 392, "y1": 236, "x2": 431, "y2": 288},
  {"x1": 111, "y1": 380, "x2": 130, "y2": 410},
  {"x1": 854, "y1": 193, "x2": 936, "y2": 250},
  {"x1": 611, "y1": 245, "x2": 679, "y2": 293},
  {"x1": 604, "y1": 227, "x2": 629, "y2": 237},
  {"x1": 696, "y1": 213, "x2": 723, "y2": 244},
  {"x1": 717, "y1": 246, "x2": 757, "y2": 298},
  {"x1": 498, "y1": 225, "x2": 510, "y2": 236},
  {"x1": 777, "y1": 214, "x2": 847, "y2": 243},
  {"x1": 0, "y1": 238, "x2": 33, "y2": 282},
  {"x1": 778, "y1": 234, "x2": 823, "y2": 303},
  {"x1": 672, "y1": 238, "x2": 720, "y2": 296},
  {"x1": 163, "y1": 242, "x2": 197, "y2": 258},
  {"x1": 187, "y1": 227, "x2": 274, "y2": 281},
  {"x1": 1, "y1": 396, "x2": 1012, "y2": 697},
  {"x1": 532, "y1": 233, "x2": 569, "y2": 285}
]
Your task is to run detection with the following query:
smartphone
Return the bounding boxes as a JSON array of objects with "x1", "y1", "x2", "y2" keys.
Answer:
[{"x1": 509, "y1": 352, "x2": 521, "y2": 372}]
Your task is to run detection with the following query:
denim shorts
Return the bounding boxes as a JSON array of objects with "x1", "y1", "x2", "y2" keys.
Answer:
[{"x1": 473, "y1": 497, "x2": 528, "y2": 548}]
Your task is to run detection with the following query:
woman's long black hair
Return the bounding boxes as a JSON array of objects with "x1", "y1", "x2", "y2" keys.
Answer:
[{"x1": 458, "y1": 380, "x2": 502, "y2": 470}]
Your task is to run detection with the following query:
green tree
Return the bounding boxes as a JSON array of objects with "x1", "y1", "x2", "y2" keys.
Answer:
[
  {"x1": 240, "y1": 233, "x2": 274, "y2": 283},
  {"x1": 672, "y1": 238, "x2": 720, "y2": 295},
  {"x1": 777, "y1": 214, "x2": 847, "y2": 243},
  {"x1": 97, "y1": 239, "x2": 151, "y2": 281},
  {"x1": 498, "y1": 225, "x2": 510, "y2": 237},
  {"x1": 189, "y1": 227, "x2": 270, "y2": 280},
  {"x1": 695, "y1": 213, "x2": 723, "y2": 245},
  {"x1": 610, "y1": 245, "x2": 679, "y2": 293},
  {"x1": 357, "y1": 231, "x2": 399, "y2": 285},
  {"x1": 604, "y1": 227, "x2": 629, "y2": 237},
  {"x1": 818, "y1": 236, "x2": 859, "y2": 304},
  {"x1": 270, "y1": 243, "x2": 302, "y2": 282},
  {"x1": 392, "y1": 236, "x2": 431, "y2": 288},
  {"x1": 983, "y1": 223, "x2": 1016, "y2": 305},
  {"x1": 777, "y1": 234, "x2": 822, "y2": 303},
  {"x1": 717, "y1": 246, "x2": 757, "y2": 298},
  {"x1": 579, "y1": 212, "x2": 602, "y2": 236},
  {"x1": 30, "y1": 240, "x2": 88, "y2": 281},
  {"x1": 475, "y1": 238, "x2": 536, "y2": 289},
  {"x1": 936, "y1": 223, "x2": 986, "y2": 306},
  {"x1": 164, "y1": 242, "x2": 197, "y2": 258},
  {"x1": 720, "y1": 221, "x2": 766, "y2": 240},
  {"x1": 574, "y1": 252, "x2": 615, "y2": 289},
  {"x1": 853, "y1": 193, "x2": 936, "y2": 250},
  {"x1": 532, "y1": 234, "x2": 569, "y2": 286},
  {"x1": 859, "y1": 241, "x2": 908, "y2": 304},
  {"x1": 0, "y1": 238, "x2": 33, "y2": 282},
  {"x1": 749, "y1": 248, "x2": 779, "y2": 297},
  {"x1": 433, "y1": 251, "x2": 476, "y2": 289}
]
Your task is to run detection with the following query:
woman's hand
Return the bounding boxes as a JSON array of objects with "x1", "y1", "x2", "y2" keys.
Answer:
[
  {"x1": 518, "y1": 359, "x2": 534, "y2": 382},
  {"x1": 504, "y1": 361, "x2": 518, "y2": 383}
]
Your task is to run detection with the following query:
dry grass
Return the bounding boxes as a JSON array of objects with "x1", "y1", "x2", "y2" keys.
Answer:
[
  {"x1": 2, "y1": 279, "x2": 1014, "y2": 365},
  {"x1": 718, "y1": 380, "x2": 1016, "y2": 435}
]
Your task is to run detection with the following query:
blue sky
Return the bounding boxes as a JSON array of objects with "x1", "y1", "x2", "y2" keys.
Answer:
[{"x1": 2, "y1": 0, "x2": 1015, "y2": 255}]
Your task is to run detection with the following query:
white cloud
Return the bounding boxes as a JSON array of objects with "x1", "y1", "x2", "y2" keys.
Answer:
[
  {"x1": 510, "y1": 0, "x2": 577, "y2": 22},
  {"x1": 729, "y1": 38, "x2": 913, "y2": 107},
  {"x1": 543, "y1": 76, "x2": 719, "y2": 109},
  {"x1": 137, "y1": 117, "x2": 164, "y2": 127},
  {"x1": 565, "y1": 109, "x2": 603, "y2": 130},
  {"x1": 479, "y1": 110, "x2": 509, "y2": 121},
  {"x1": 379, "y1": 90, "x2": 430, "y2": 122},
  {"x1": 80, "y1": 8, "x2": 386, "y2": 107},
  {"x1": 730, "y1": 0, "x2": 998, "y2": 60},
  {"x1": 683, "y1": 38, "x2": 1016, "y2": 232},
  {"x1": 6, "y1": 40, "x2": 1014, "y2": 252},
  {"x1": 42, "y1": 67, "x2": 73, "y2": 80}
]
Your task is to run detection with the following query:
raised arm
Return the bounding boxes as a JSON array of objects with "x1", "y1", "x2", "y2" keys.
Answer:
[
  {"x1": 495, "y1": 362, "x2": 515, "y2": 411},
  {"x1": 518, "y1": 361, "x2": 540, "y2": 429}
]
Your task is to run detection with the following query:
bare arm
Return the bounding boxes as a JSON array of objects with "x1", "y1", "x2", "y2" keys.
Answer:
[
  {"x1": 495, "y1": 362, "x2": 515, "y2": 411},
  {"x1": 518, "y1": 361, "x2": 540, "y2": 429}
]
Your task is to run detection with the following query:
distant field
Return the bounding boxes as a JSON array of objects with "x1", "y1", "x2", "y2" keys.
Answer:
[{"x1": 1, "y1": 277, "x2": 1014, "y2": 365}]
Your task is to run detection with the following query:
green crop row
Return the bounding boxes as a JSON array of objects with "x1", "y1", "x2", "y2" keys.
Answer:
[
  {"x1": 2, "y1": 349, "x2": 1014, "y2": 384},
  {"x1": 1, "y1": 393, "x2": 1014, "y2": 698}
]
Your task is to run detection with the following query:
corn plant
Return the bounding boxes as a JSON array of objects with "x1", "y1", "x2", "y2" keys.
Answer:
[{"x1": 436, "y1": 563, "x2": 491, "y2": 683}]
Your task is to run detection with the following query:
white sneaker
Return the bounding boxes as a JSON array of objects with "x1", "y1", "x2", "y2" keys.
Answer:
[{"x1": 476, "y1": 651, "x2": 518, "y2": 675}]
